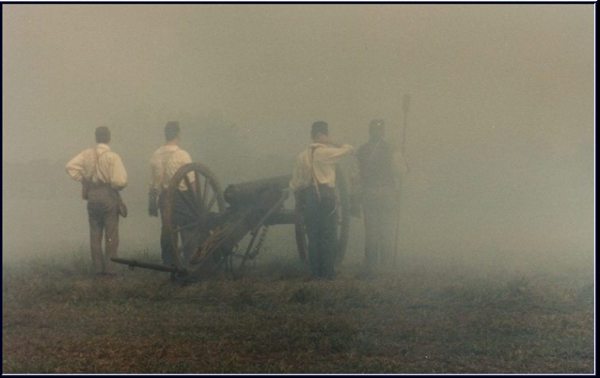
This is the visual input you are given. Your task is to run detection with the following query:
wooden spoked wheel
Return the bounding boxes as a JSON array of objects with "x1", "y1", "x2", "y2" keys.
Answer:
[
  {"x1": 164, "y1": 163, "x2": 226, "y2": 274},
  {"x1": 294, "y1": 166, "x2": 351, "y2": 265}
]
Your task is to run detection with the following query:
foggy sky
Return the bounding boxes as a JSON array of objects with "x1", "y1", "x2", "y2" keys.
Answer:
[{"x1": 2, "y1": 5, "x2": 594, "y2": 270}]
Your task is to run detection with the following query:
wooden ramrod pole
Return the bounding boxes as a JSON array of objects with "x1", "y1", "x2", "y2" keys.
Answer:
[{"x1": 393, "y1": 94, "x2": 410, "y2": 267}]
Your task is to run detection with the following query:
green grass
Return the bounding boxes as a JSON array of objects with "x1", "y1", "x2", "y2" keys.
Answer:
[{"x1": 2, "y1": 249, "x2": 594, "y2": 373}]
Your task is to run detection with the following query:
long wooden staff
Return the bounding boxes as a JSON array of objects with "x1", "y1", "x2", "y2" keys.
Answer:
[{"x1": 393, "y1": 94, "x2": 410, "y2": 266}]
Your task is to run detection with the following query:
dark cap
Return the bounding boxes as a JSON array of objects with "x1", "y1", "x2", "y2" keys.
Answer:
[
  {"x1": 165, "y1": 121, "x2": 180, "y2": 141},
  {"x1": 95, "y1": 126, "x2": 111, "y2": 143},
  {"x1": 311, "y1": 121, "x2": 329, "y2": 138}
]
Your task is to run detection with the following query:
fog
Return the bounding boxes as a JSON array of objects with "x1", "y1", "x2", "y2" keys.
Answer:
[{"x1": 2, "y1": 5, "x2": 594, "y2": 275}]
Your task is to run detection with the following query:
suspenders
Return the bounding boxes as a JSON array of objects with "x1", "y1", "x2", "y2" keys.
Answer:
[
  {"x1": 91, "y1": 148, "x2": 109, "y2": 184},
  {"x1": 310, "y1": 145, "x2": 322, "y2": 202}
]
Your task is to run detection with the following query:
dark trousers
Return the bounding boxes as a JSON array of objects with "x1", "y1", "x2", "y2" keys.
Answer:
[
  {"x1": 159, "y1": 190, "x2": 197, "y2": 266},
  {"x1": 303, "y1": 185, "x2": 338, "y2": 279},
  {"x1": 87, "y1": 185, "x2": 120, "y2": 274},
  {"x1": 362, "y1": 186, "x2": 397, "y2": 273}
]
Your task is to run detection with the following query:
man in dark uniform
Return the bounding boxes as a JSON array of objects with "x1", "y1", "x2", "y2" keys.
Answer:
[{"x1": 355, "y1": 119, "x2": 401, "y2": 275}]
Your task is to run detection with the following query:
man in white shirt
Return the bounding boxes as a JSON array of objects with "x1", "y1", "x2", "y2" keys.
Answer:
[
  {"x1": 148, "y1": 121, "x2": 195, "y2": 266},
  {"x1": 290, "y1": 121, "x2": 354, "y2": 279},
  {"x1": 66, "y1": 126, "x2": 128, "y2": 276}
]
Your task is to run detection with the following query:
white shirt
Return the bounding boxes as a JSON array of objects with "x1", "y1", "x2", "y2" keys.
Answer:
[
  {"x1": 65, "y1": 143, "x2": 128, "y2": 190},
  {"x1": 290, "y1": 142, "x2": 354, "y2": 191},
  {"x1": 149, "y1": 144, "x2": 193, "y2": 191}
]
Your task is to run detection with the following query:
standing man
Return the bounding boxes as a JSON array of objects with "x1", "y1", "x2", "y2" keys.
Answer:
[
  {"x1": 355, "y1": 119, "x2": 405, "y2": 276},
  {"x1": 290, "y1": 121, "x2": 354, "y2": 279},
  {"x1": 148, "y1": 121, "x2": 195, "y2": 266},
  {"x1": 66, "y1": 126, "x2": 128, "y2": 276}
]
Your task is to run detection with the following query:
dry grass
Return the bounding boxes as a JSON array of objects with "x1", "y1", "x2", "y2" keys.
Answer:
[{"x1": 2, "y1": 249, "x2": 594, "y2": 373}]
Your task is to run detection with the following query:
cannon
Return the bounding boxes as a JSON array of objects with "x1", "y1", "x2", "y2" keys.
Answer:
[{"x1": 113, "y1": 162, "x2": 350, "y2": 282}]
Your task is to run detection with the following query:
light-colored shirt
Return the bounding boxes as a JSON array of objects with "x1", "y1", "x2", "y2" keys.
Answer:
[
  {"x1": 290, "y1": 142, "x2": 354, "y2": 191},
  {"x1": 149, "y1": 144, "x2": 193, "y2": 191},
  {"x1": 65, "y1": 143, "x2": 128, "y2": 190}
]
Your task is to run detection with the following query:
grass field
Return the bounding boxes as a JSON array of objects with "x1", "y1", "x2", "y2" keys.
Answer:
[{"x1": 2, "y1": 249, "x2": 595, "y2": 374}]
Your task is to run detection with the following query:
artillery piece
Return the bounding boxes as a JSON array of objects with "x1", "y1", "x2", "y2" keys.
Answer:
[{"x1": 112, "y1": 162, "x2": 350, "y2": 282}]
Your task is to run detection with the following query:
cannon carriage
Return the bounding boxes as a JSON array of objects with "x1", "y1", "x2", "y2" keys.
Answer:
[{"x1": 113, "y1": 162, "x2": 350, "y2": 282}]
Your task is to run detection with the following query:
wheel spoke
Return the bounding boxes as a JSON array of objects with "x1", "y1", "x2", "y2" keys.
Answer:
[
  {"x1": 194, "y1": 171, "x2": 203, "y2": 208},
  {"x1": 183, "y1": 174, "x2": 193, "y2": 192},
  {"x1": 206, "y1": 191, "x2": 217, "y2": 211},
  {"x1": 202, "y1": 177, "x2": 209, "y2": 208}
]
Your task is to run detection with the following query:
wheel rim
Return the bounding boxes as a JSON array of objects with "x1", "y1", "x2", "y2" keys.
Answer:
[{"x1": 164, "y1": 163, "x2": 226, "y2": 273}]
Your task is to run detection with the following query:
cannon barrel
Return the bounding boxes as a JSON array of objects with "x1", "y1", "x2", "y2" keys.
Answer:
[{"x1": 224, "y1": 174, "x2": 291, "y2": 207}]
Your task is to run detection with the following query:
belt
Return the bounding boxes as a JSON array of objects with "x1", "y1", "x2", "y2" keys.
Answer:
[{"x1": 88, "y1": 181, "x2": 111, "y2": 189}]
